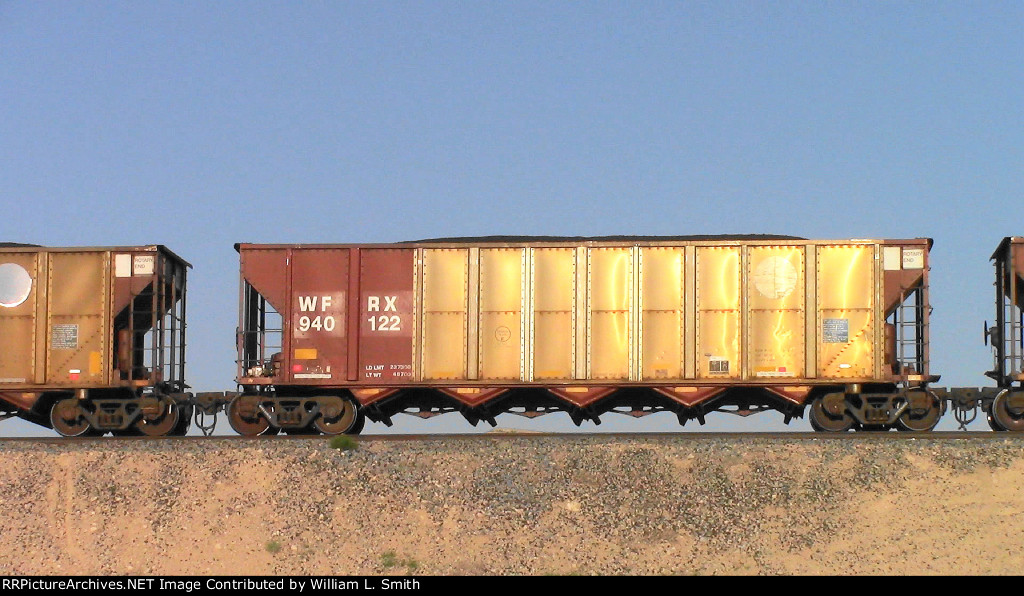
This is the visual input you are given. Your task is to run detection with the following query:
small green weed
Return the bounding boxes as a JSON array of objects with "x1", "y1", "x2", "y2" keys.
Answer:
[
  {"x1": 380, "y1": 551, "x2": 418, "y2": 572},
  {"x1": 266, "y1": 540, "x2": 282, "y2": 554},
  {"x1": 330, "y1": 435, "x2": 359, "y2": 451}
]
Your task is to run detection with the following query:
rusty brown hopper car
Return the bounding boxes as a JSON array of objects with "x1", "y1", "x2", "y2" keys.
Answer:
[
  {"x1": 231, "y1": 237, "x2": 941, "y2": 435},
  {"x1": 0, "y1": 245, "x2": 191, "y2": 436},
  {"x1": 983, "y1": 237, "x2": 1024, "y2": 431}
]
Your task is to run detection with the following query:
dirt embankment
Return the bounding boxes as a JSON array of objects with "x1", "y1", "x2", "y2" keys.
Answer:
[{"x1": 1, "y1": 434, "x2": 1023, "y2": 575}]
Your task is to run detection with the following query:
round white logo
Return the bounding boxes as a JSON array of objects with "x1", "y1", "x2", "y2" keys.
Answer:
[
  {"x1": 0, "y1": 263, "x2": 32, "y2": 307},
  {"x1": 753, "y1": 256, "x2": 798, "y2": 299}
]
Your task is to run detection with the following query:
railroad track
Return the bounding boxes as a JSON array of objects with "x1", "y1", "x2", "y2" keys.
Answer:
[{"x1": 1, "y1": 430, "x2": 1019, "y2": 444}]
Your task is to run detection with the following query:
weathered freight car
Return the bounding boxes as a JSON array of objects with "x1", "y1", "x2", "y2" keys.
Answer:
[
  {"x1": 0, "y1": 245, "x2": 191, "y2": 436},
  {"x1": 230, "y1": 236, "x2": 941, "y2": 435},
  {"x1": 984, "y1": 237, "x2": 1024, "y2": 430}
]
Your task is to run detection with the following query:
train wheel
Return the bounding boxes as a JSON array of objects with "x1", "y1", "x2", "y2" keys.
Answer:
[
  {"x1": 348, "y1": 411, "x2": 366, "y2": 435},
  {"x1": 135, "y1": 397, "x2": 180, "y2": 437},
  {"x1": 987, "y1": 409, "x2": 1007, "y2": 431},
  {"x1": 169, "y1": 403, "x2": 194, "y2": 436},
  {"x1": 990, "y1": 390, "x2": 1024, "y2": 432},
  {"x1": 896, "y1": 390, "x2": 942, "y2": 432},
  {"x1": 808, "y1": 393, "x2": 853, "y2": 432},
  {"x1": 227, "y1": 394, "x2": 273, "y2": 436},
  {"x1": 313, "y1": 395, "x2": 359, "y2": 435},
  {"x1": 50, "y1": 398, "x2": 93, "y2": 437}
]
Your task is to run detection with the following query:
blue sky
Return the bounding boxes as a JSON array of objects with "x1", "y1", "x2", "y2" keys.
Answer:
[{"x1": 3, "y1": 2, "x2": 1022, "y2": 435}]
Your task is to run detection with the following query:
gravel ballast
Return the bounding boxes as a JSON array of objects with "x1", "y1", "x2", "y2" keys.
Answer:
[{"x1": 1, "y1": 434, "x2": 1023, "y2": 575}]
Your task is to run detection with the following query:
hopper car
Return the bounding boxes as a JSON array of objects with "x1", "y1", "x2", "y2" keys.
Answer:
[
  {"x1": 0, "y1": 244, "x2": 191, "y2": 436},
  {"x1": 979, "y1": 236, "x2": 1024, "y2": 431},
  {"x1": 229, "y1": 236, "x2": 945, "y2": 435},
  {"x1": 1, "y1": 236, "x2": 1022, "y2": 437}
]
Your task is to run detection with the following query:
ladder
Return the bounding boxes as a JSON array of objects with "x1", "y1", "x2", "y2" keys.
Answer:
[
  {"x1": 1003, "y1": 282, "x2": 1023, "y2": 380},
  {"x1": 992, "y1": 246, "x2": 1023, "y2": 385},
  {"x1": 241, "y1": 282, "x2": 283, "y2": 375},
  {"x1": 124, "y1": 271, "x2": 188, "y2": 391},
  {"x1": 895, "y1": 286, "x2": 927, "y2": 387}
]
